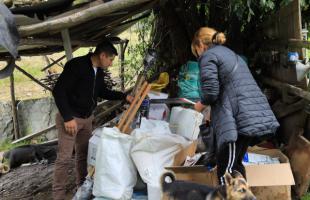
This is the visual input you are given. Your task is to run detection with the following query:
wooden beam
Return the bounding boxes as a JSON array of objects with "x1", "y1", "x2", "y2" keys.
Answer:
[
  {"x1": 75, "y1": 3, "x2": 154, "y2": 41},
  {"x1": 50, "y1": 58, "x2": 64, "y2": 68},
  {"x1": 266, "y1": 39, "x2": 310, "y2": 49},
  {"x1": 15, "y1": 65, "x2": 52, "y2": 91},
  {"x1": 10, "y1": 74, "x2": 20, "y2": 139},
  {"x1": 11, "y1": 124, "x2": 56, "y2": 144},
  {"x1": 41, "y1": 46, "x2": 81, "y2": 72},
  {"x1": 93, "y1": 101, "x2": 123, "y2": 126},
  {"x1": 18, "y1": 0, "x2": 153, "y2": 36},
  {"x1": 261, "y1": 76, "x2": 310, "y2": 101},
  {"x1": 19, "y1": 38, "x2": 97, "y2": 47}
]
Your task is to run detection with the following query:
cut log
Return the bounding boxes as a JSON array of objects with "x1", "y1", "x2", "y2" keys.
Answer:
[{"x1": 0, "y1": 162, "x2": 76, "y2": 200}]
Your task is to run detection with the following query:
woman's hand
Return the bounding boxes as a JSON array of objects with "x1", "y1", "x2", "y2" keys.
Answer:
[{"x1": 194, "y1": 101, "x2": 206, "y2": 112}]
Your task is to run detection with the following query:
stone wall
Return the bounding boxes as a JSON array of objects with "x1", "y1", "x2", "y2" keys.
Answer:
[
  {"x1": 0, "y1": 97, "x2": 58, "y2": 143},
  {"x1": 0, "y1": 102, "x2": 14, "y2": 141}
]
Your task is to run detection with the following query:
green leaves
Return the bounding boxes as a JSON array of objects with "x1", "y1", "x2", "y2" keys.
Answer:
[{"x1": 123, "y1": 13, "x2": 154, "y2": 88}]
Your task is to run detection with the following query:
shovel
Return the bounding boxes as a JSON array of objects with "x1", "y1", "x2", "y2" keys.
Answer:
[{"x1": 72, "y1": 166, "x2": 95, "y2": 200}]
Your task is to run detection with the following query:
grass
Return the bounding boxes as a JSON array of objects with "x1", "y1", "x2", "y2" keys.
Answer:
[
  {"x1": 0, "y1": 139, "x2": 30, "y2": 152},
  {"x1": 0, "y1": 48, "x2": 113, "y2": 101},
  {"x1": 302, "y1": 193, "x2": 310, "y2": 200}
]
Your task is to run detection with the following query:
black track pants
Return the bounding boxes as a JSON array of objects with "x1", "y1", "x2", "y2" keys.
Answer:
[{"x1": 216, "y1": 135, "x2": 252, "y2": 185}]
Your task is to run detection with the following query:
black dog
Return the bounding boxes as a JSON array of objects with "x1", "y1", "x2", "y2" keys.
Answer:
[
  {"x1": 161, "y1": 171, "x2": 256, "y2": 200},
  {"x1": 3, "y1": 142, "x2": 57, "y2": 169}
]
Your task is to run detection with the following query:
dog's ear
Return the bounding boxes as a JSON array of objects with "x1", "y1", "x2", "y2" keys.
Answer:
[
  {"x1": 161, "y1": 171, "x2": 176, "y2": 191},
  {"x1": 231, "y1": 170, "x2": 244, "y2": 179},
  {"x1": 224, "y1": 171, "x2": 233, "y2": 186}
]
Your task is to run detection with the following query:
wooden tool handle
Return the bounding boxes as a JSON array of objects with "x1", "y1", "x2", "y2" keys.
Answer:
[
  {"x1": 117, "y1": 82, "x2": 148, "y2": 131},
  {"x1": 122, "y1": 84, "x2": 151, "y2": 134},
  {"x1": 87, "y1": 166, "x2": 95, "y2": 178},
  {"x1": 132, "y1": 73, "x2": 145, "y2": 95}
]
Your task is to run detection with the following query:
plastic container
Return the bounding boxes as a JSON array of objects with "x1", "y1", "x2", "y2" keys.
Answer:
[
  {"x1": 169, "y1": 106, "x2": 183, "y2": 134},
  {"x1": 169, "y1": 106, "x2": 203, "y2": 140}
]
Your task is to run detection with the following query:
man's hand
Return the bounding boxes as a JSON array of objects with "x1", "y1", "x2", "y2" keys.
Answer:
[
  {"x1": 194, "y1": 101, "x2": 206, "y2": 112},
  {"x1": 126, "y1": 95, "x2": 134, "y2": 103},
  {"x1": 64, "y1": 119, "x2": 78, "y2": 135}
]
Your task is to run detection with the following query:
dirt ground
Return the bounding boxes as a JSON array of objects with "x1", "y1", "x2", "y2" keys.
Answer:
[{"x1": 0, "y1": 80, "x2": 51, "y2": 102}]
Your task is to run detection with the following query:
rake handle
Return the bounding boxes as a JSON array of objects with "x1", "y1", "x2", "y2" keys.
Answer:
[
  {"x1": 122, "y1": 84, "x2": 151, "y2": 134},
  {"x1": 117, "y1": 81, "x2": 148, "y2": 132}
]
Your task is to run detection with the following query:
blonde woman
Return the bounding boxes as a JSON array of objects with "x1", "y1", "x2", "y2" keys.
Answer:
[{"x1": 192, "y1": 27, "x2": 279, "y2": 185}]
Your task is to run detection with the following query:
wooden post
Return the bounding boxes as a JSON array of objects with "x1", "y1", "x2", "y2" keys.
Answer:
[
  {"x1": 61, "y1": 29, "x2": 73, "y2": 61},
  {"x1": 119, "y1": 40, "x2": 129, "y2": 92},
  {"x1": 10, "y1": 74, "x2": 20, "y2": 139}
]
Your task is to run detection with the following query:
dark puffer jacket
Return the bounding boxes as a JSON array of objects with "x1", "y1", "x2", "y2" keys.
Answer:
[{"x1": 199, "y1": 45, "x2": 279, "y2": 149}]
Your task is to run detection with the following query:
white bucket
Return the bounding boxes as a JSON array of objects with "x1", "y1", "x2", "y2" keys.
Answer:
[
  {"x1": 169, "y1": 106, "x2": 183, "y2": 134},
  {"x1": 169, "y1": 106, "x2": 203, "y2": 140}
]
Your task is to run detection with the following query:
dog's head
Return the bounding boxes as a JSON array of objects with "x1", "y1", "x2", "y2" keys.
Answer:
[
  {"x1": 161, "y1": 171, "x2": 213, "y2": 200},
  {"x1": 224, "y1": 171, "x2": 256, "y2": 200}
]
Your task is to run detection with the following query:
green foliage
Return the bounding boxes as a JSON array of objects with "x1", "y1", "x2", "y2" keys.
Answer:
[
  {"x1": 124, "y1": 13, "x2": 154, "y2": 87},
  {"x1": 302, "y1": 192, "x2": 310, "y2": 200},
  {"x1": 0, "y1": 139, "x2": 30, "y2": 152},
  {"x1": 230, "y1": 0, "x2": 310, "y2": 29},
  {"x1": 231, "y1": 0, "x2": 275, "y2": 22}
]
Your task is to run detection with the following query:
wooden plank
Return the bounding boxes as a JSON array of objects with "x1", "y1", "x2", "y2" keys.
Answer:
[
  {"x1": 261, "y1": 76, "x2": 310, "y2": 101},
  {"x1": 271, "y1": 99, "x2": 306, "y2": 119},
  {"x1": 17, "y1": 0, "x2": 154, "y2": 36},
  {"x1": 93, "y1": 101, "x2": 123, "y2": 128},
  {"x1": 266, "y1": 39, "x2": 310, "y2": 49},
  {"x1": 11, "y1": 124, "x2": 56, "y2": 144}
]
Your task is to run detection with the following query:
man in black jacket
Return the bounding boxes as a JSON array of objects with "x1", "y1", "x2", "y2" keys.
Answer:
[{"x1": 52, "y1": 41, "x2": 133, "y2": 200}]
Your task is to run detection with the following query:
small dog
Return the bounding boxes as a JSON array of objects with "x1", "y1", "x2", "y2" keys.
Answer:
[
  {"x1": 3, "y1": 143, "x2": 57, "y2": 169},
  {"x1": 161, "y1": 170, "x2": 256, "y2": 200}
]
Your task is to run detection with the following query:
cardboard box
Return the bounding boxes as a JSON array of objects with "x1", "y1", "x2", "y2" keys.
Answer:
[{"x1": 166, "y1": 147, "x2": 295, "y2": 200}]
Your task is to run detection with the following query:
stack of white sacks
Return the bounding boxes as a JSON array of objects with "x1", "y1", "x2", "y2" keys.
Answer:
[{"x1": 88, "y1": 105, "x2": 204, "y2": 200}]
